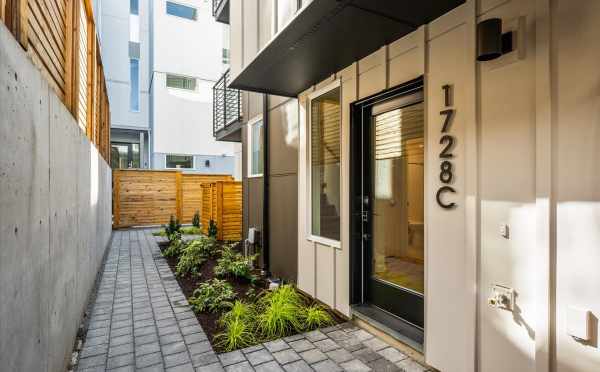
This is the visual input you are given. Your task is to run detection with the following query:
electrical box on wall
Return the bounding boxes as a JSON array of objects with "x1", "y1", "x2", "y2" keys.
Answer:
[{"x1": 567, "y1": 306, "x2": 591, "y2": 341}]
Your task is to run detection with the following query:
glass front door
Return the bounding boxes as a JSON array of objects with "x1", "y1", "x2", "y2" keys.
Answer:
[
  {"x1": 355, "y1": 86, "x2": 425, "y2": 330},
  {"x1": 111, "y1": 142, "x2": 140, "y2": 169}
]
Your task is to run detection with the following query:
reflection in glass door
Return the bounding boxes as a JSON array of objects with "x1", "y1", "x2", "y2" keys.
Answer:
[{"x1": 371, "y1": 102, "x2": 424, "y2": 295}]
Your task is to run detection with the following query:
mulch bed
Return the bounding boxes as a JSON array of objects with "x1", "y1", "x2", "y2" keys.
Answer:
[{"x1": 158, "y1": 240, "x2": 267, "y2": 351}]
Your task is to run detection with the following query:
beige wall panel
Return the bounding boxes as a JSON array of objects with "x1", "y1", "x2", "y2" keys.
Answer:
[
  {"x1": 269, "y1": 95, "x2": 292, "y2": 109},
  {"x1": 269, "y1": 99, "x2": 299, "y2": 175},
  {"x1": 554, "y1": 1, "x2": 600, "y2": 371},
  {"x1": 335, "y1": 64, "x2": 357, "y2": 317},
  {"x1": 229, "y1": 0, "x2": 244, "y2": 80},
  {"x1": 424, "y1": 10, "x2": 471, "y2": 372},
  {"x1": 478, "y1": 1, "x2": 537, "y2": 371},
  {"x1": 358, "y1": 47, "x2": 386, "y2": 99},
  {"x1": 297, "y1": 93, "x2": 315, "y2": 297},
  {"x1": 389, "y1": 49, "x2": 423, "y2": 88},
  {"x1": 315, "y1": 244, "x2": 336, "y2": 308},
  {"x1": 315, "y1": 74, "x2": 336, "y2": 91},
  {"x1": 258, "y1": 0, "x2": 274, "y2": 49},
  {"x1": 427, "y1": 5, "x2": 467, "y2": 41},
  {"x1": 243, "y1": 0, "x2": 259, "y2": 67}
]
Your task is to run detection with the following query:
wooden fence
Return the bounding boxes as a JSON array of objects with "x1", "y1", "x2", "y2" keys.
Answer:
[
  {"x1": 201, "y1": 181, "x2": 242, "y2": 241},
  {"x1": 113, "y1": 170, "x2": 235, "y2": 229},
  {"x1": 1, "y1": 0, "x2": 110, "y2": 162}
]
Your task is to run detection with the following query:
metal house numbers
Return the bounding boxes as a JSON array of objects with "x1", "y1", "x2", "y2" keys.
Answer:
[{"x1": 436, "y1": 84, "x2": 457, "y2": 209}]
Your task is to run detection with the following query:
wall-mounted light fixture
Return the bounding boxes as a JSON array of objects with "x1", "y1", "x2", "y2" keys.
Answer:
[
  {"x1": 205, "y1": 159, "x2": 210, "y2": 167},
  {"x1": 477, "y1": 18, "x2": 514, "y2": 61}
]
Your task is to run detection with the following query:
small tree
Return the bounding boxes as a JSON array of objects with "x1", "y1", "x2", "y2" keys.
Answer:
[
  {"x1": 208, "y1": 219, "x2": 218, "y2": 238},
  {"x1": 192, "y1": 210, "x2": 201, "y2": 228},
  {"x1": 165, "y1": 215, "x2": 182, "y2": 237}
]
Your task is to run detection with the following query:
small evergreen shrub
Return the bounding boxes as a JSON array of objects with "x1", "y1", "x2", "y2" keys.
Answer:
[
  {"x1": 189, "y1": 279, "x2": 236, "y2": 313},
  {"x1": 208, "y1": 219, "x2": 218, "y2": 238},
  {"x1": 163, "y1": 233, "x2": 184, "y2": 258},
  {"x1": 164, "y1": 215, "x2": 181, "y2": 242},
  {"x1": 175, "y1": 237, "x2": 216, "y2": 277},
  {"x1": 192, "y1": 210, "x2": 201, "y2": 228}
]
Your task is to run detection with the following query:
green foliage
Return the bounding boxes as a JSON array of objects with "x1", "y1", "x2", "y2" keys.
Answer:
[
  {"x1": 214, "y1": 245, "x2": 257, "y2": 281},
  {"x1": 163, "y1": 234, "x2": 185, "y2": 258},
  {"x1": 256, "y1": 285, "x2": 304, "y2": 338},
  {"x1": 189, "y1": 279, "x2": 236, "y2": 313},
  {"x1": 152, "y1": 230, "x2": 166, "y2": 237},
  {"x1": 181, "y1": 226, "x2": 203, "y2": 235},
  {"x1": 175, "y1": 236, "x2": 217, "y2": 277},
  {"x1": 208, "y1": 219, "x2": 218, "y2": 238},
  {"x1": 164, "y1": 215, "x2": 182, "y2": 237},
  {"x1": 302, "y1": 305, "x2": 334, "y2": 330},
  {"x1": 192, "y1": 210, "x2": 201, "y2": 228},
  {"x1": 215, "y1": 316, "x2": 257, "y2": 351}
]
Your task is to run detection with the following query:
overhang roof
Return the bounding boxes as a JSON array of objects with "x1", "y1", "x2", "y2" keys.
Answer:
[{"x1": 230, "y1": 0, "x2": 465, "y2": 97}]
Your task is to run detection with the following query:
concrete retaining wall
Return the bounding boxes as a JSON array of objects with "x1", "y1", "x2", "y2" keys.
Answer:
[{"x1": 0, "y1": 23, "x2": 112, "y2": 372}]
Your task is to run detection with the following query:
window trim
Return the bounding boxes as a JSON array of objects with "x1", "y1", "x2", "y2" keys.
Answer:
[
  {"x1": 165, "y1": 1, "x2": 198, "y2": 21},
  {"x1": 247, "y1": 115, "x2": 264, "y2": 178},
  {"x1": 271, "y1": 0, "x2": 301, "y2": 36},
  {"x1": 165, "y1": 73, "x2": 197, "y2": 91},
  {"x1": 306, "y1": 79, "x2": 342, "y2": 246},
  {"x1": 165, "y1": 154, "x2": 195, "y2": 169}
]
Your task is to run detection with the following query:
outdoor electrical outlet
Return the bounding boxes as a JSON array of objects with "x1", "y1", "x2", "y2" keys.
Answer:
[
  {"x1": 500, "y1": 223, "x2": 510, "y2": 239},
  {"x1": 488, "y1": 284, "x2": 515, "y2": 311}
]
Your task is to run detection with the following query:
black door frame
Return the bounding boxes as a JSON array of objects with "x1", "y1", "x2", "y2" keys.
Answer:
[{"x1": 349, "y1": 76, "x2": 425, "y2": 328}]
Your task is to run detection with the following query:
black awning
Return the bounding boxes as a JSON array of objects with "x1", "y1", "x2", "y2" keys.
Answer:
[{"x1": 230, "y1": 0, "x2": 465, "y2": 97}]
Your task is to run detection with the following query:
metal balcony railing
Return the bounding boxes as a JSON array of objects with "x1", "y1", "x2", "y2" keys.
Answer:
[{"x1": 213, "y1": 69, "x2": 242, "y2": 137}]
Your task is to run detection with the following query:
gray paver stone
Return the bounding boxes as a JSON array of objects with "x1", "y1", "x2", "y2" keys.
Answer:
[
  {"x1": 164, "y1": 351, "x2": 192, "y2": 368},
  {"x1": 162, "y1": 341, "x2": 188, "y2": 356},
  {"x1": 368, "y1": 358, "x2": 401, "y2": 372},
  {"x1": 136, "y1": 342, "x2": 161, "y2": 356},
  {"x1": 339, "y1": 359, "x2": 372, "y2": 372},
  {"x1": 395, "y1": 359, "x2": 428, "y2": 372},
  {"x1": 362, "y1": 338, "x2": 388, "y2": 352},
  {"x1": 299, "y1": 348, "x2": 327, "y2": 365},
  {"x1": 304, "y1": 331, "x2": 327, "y2": 343},
  {"x1": 273, "y1": 349, "x2": 301, "y2": 365},
  {"x1": 254, "y1": 361, "x2": 285, "y2": 372},
  {"x1": 225, "y1": 361, "x2": 254, "y2": 372},
  {"x1": 282, "y1": 360, "x2": 312, "y2": 372},
  {"x1": 313, "y1": 339, "x2": 340, "y2": 353},
  {"x1": 264, "y1": 340, "x2": 289, "y2": 353},
  {"x1": 191, "y1": 351, "x2": 219, "y2": 367},
  {"x1": 196, "y1": 362, "x2": 225, "y2": 372},
  {"x1": 327, "y1": 348, "x2": 354, "y2": 364},
  {"x1": 106, "y1": 352, "x2": 134, "y2": 369},
  {"x1": 136, "y1": 352, "x2": 163, "y2": 368},
  {"x1": 166, "y1": 363, "x2": 196, "y2": 372},
  {"x1": 352, "y1": 348, "x2": 381, "y2": 363},
  {"x1": 188, "y1": 341, "x2": 212, "y2": 356},
  {"x1": 289, "y1": 340, "x2": 314, "y2": 353},
  {"x1": 377, "y1": 348, "x2": 407, "y2": 363},
  {"x1": 313, "y1": 359, "x2": 343, "y2": 372},
  {"x1": 246, "y1": 349, "x2": 274, "y2": 366},
  {"x1": 219, "y1": 351, "x2": 246, "y2": 366}
]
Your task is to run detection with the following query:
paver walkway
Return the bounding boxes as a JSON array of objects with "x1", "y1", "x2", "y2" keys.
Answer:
[{"x1": 76, "y1": 229, "x2": 432, "y2": 372}]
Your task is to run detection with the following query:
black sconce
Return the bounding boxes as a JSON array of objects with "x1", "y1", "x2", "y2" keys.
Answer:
[
  {"x1": 205, "y1": 159, "x2": 211, "y2": 167},
  {"x1": 477, "y1": 18, "x2": 513, "y2": 61}
]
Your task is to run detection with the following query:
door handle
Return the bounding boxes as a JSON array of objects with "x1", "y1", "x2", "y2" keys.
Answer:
[{"x1": 363, "y1": 233, "x2": 371, "y2": 241}]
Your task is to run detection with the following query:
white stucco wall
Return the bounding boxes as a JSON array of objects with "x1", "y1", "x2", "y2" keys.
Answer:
[{"x1": 151, "y1": 0, "x2": 239, "y2": 169}]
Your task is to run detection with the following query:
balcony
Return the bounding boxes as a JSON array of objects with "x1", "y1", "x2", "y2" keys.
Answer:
[
  {"x1": 213, "y1": 69, "x2": 242, "y2": 142},
  {"x1": 212, "y1": 0, "x2": 230, "y2": 24}
]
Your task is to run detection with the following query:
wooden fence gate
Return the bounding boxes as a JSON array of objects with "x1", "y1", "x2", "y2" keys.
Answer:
[
  {"x1": 201, "y1": 181, "x2": 242, "y2": 241},
  {"x1": 112, "y1": 170, "x2": 234, "y2": 229}
]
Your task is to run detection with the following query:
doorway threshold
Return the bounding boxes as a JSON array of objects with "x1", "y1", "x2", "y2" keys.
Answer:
[{"x1": 351, "y1": 304, "x2": 424, "y2": 353}]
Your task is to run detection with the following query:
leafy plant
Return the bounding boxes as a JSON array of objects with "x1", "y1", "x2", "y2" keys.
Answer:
[
  {"x1": 215, "y1": 301, "x2": 257, "y2": 352},
  {"x1": 192, "y1": 210, "x2": 201, "y2": 228},
  {"x1": 214, "y1": 245, "x2": 257, "y2": 281},
  {"x1": 163, "y1": 233, "x2": 184, "y2": 258},
  {"x1": 189, "y1": 279, "x2": 236, "y2": 313},
  {"x1": 302, "y1": 305, "x2": 334, "y2": 330},
  {"x1": 256, "y1": 285, "x2": 304, "y2": 338},
  {"x1": 208, "y1": 219, "x2": 218, "y2": 238}
]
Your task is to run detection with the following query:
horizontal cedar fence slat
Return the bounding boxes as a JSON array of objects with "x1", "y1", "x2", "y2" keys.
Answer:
[
  {"x1": 201, "y1": 181, "x2": 242, "y2": 242},
  {"x1": 113, "y1": 169, "x2": 236, "y2": 229},
  {"x1": 1, "y1": 0, "x2": 110, "y2": 163}
]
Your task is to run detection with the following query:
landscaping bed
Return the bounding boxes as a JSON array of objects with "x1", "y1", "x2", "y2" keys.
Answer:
[{"x1": 155, "y1": 217, "x2": 343, "y2": 353}]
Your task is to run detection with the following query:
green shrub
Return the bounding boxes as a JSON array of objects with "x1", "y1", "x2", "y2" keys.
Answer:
[
  {"x1": 256, "y1": 285, "x2": 303, "y2": 338},
  {"x1": 164, "y1": 215, "x2": 182, "y2": 237},
  {"x1": 208, "y1": 219, "x2": 218, "y2": 238},
  {"x1": 181, "y1": 226, "x2": 202, "y2": 235},
  {"x1": 175, "y1": 237, "x2": 215, "y2": 277},
  {"x1": 192, "y1": 210, "x2": 201, "y2": 228},
  {"x1": 189, "y1": 279, "x2": 236, "y2": 313},
  {"x1": 214, "y1": 245, "x2": 257, "y2": 281},
  {"x1": 163, "y1": 233, "x2": 185, "y2": 258},
  {"x1": 302, "y1": 305, "x2": 334, "y2": 330},
  {"x1": 215, "y1": 301, "x2": 257, "y2": 351}
]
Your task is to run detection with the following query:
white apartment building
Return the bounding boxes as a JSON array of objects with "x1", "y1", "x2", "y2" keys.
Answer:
[{"x1": 94, "y1": 0, "x2": 240, "y2": 176}]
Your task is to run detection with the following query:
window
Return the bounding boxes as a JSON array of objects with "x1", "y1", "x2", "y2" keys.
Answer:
[
  {"x1": 130, "y1": 0, "x2": 138, "y2": 15},
  {"x1": 222, "y1": 48, "x2": 230, "y2": 65},
  {"x1": 166, "y1": 155, "x2": 194, "y2": 169},
  {"x1": 110, "y1": 142, "x2": 140, "y2": 169},
  {"x1": 309, "y1": 84, "x2": 341, "y2": 241},
  {"x1": 166, "y1": 74, "x2": 196, "y2": 90},
  {"x1": 248, "y1": 117, "x2": 264, "y2": 177},
  {"x1": 129, "y1": 59, "x2": 139, "y2": 111},
  {"x1": 166, "y1": 1, "x2": 197, "y2": 20}
]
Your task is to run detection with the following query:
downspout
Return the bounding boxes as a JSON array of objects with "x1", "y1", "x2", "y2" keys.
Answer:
[{"x1": 262, "y1": 94, "x2": 270, "y2": 275}]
